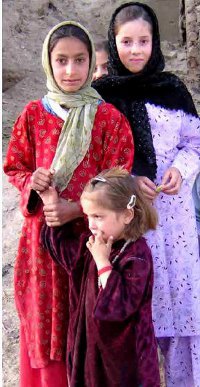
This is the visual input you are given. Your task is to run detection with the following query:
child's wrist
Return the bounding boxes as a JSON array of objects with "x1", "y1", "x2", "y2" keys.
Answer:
[
  {"x1": 98, "y1": 265, "x2": 112, "y2": 276},
  {"x1": 96, "y1": 259, "x2": 111, "y2": 271}
]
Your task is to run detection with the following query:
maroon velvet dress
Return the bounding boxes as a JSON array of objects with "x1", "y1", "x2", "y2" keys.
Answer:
[{"x1": 42, "y1": 224, "x2": 160, "y2": 387}]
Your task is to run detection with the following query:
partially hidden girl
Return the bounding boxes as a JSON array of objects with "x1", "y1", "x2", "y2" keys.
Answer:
[
  {"x1": 93, "y1": 3, "x2": 200, "y2": 386},
  {"x1": 3, "y1": 21, "x2": 134, "y2": 387},
  {"x1": 41, "y1": 167, "x2": 160, "y2": 387}
]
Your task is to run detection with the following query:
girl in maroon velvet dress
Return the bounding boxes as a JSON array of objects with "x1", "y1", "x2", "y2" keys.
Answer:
[
  {"x1": 3, "y1": 21, "x2": 134, "y2": 387},
  {"x1": 41, "y1": 168, "x2": 160, "y2": 387}
]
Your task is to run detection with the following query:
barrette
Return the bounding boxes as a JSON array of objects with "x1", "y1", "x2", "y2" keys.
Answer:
[
  {"x1": 127, "y1": 194, "x2": 136, "y2": 209},
  {"x1": 91, "y1": 176, "x2": 107, "y2": 185}
]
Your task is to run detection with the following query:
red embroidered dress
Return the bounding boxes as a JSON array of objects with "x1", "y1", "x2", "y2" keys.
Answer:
[{"x1": 4, "y1": 99, "x2": 134, "y2": 368}]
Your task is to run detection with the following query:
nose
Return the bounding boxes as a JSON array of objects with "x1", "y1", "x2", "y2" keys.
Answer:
[
  {"x1": 130, "y1": 43, "x2": 140, "y2": 54},
  {"x1": 88, "y1": 217, "x2": 97, "y2": 231},
  {"x1": 93, "y1": 70, "x2": 101, "y2": 81},
  {"x1": 65, "y1": 61, "x2": 75, "y2": 75},
  {"x1": 93, "y1": 66, "x2": 107, "y2": 81}
]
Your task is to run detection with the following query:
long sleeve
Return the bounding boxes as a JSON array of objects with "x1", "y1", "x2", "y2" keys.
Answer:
[
  {"x1": 172, "y1": 111, "x2": 200, "y2": 182},
  {"x1": 94, "y1": 247, "x2": 152, "y2": 322},
  {"x1": 41, "y1": 223, "x2": 86, "y2": 273},
  {"x1": 4, "y1": 104, "x2": 40, "y2": 216}
]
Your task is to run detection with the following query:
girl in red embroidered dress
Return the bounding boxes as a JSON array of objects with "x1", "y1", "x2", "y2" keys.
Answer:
[{"x1": 3, "y1": 21, "x2": 134, "y2": 387}]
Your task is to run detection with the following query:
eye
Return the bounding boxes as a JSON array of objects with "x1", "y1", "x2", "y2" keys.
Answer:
[
  {"x1": 122, "y1": 39, "x2": 131, "y2": 46},
  {"x1": 140, "y1": 39, "x2": 149, "y2": 45},
  {"x1": 95, "y1": 215, "x2": 102, "y2": 219},
  {"x1": 57, "y1": 58, "x2": 67, "y2": 65},
  {"x1": 76, "y1": 57, "x2": 85, "y2": 64}
]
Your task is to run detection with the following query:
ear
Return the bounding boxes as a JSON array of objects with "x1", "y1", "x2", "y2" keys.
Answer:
[{"x1": 124, "y1": 208, "x2": 134, "y2": 225}]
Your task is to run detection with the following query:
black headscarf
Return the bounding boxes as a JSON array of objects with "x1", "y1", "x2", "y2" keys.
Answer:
[{"x1": 93, "y1": 2, "x2": 198, "y2": 180}]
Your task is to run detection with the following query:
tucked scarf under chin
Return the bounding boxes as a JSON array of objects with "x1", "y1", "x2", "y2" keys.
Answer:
[{"x1": 92, "y1": 2, "x2": 198, "y2": 181}]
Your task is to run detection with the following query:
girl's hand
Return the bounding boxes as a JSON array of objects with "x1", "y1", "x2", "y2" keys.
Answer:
[
  {"x1": 86, "y1": 231, "x2": 113, "y2": 270},
  {"x1": 136, "y1": 176, "x2": 157, "y2": 200},
  {"x1": 43, "y1": 198, "x2": 82, "y2": 227},
  {"x1": 39, "y1": 186, "x2": 59, "y2": 206},
  {"x1": 31, "y1": 168, "x2": 54, "y2": 192},
  {"x1": 161, "y1": 167, "x2": 182, "y2": 195}
]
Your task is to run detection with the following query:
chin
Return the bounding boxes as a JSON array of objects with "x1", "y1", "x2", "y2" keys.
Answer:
[
  {"x1": 62, "y1": 87, "x2": 79, "y2": 93},
  {"x1": 129, "y1": 66, "x2": 144, "y2": 73}
]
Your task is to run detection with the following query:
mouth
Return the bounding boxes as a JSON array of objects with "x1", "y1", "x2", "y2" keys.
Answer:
[
  {"x1": 62, "y1": 79, "x2": 80, "y2": 84},
  {"x1": 129, "y1": 59, "x2": 143, "y2": 63},
  {"x1": 91, "y1": 231, "x2": 97, "y2": 236}
]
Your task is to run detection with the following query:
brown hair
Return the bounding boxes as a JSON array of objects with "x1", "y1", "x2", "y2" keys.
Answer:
[
  {"x1": 81, "y1": 167, "x2": 158, "y2": 241},
  {"x1": 49, "y1": 24, "x2": 92, "y2": 60},
  {"x1": 95, "y1": 40, "x2": 109, "y2": 54},
  {"x1": 114, "y1": 4, "x2": 153, "y2": 35}
]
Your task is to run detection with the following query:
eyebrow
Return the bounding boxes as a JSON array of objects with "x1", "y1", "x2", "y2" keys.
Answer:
[
  {"x1": 121, "y1": 35, "x2": 150, "y2": 38},
  {"x1": 56, "y1": 52, "x2": 87, "y2": 58}
]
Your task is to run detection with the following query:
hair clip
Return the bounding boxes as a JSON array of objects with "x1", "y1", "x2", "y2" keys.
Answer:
[
  {"x1": 91, "y1": 176, "x2": 107, "y2": 186},
  {"x1": 127, "y1": 194, "x2": 136, "y2": 209}
]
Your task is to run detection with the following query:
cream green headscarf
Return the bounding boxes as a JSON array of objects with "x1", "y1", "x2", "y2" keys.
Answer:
[{"x1": 42, "y1": 21, "x2": 103, "y2": 192}]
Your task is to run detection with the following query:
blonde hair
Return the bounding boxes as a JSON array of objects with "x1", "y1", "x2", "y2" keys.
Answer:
[{"x1": 81, "y1": 167, "x2": 158, "y2": 240}]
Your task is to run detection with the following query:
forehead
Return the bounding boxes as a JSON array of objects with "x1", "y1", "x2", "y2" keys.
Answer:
[
  {"x1": 95, "y1": 50, "x2": 108, "y2": 64},
  {"x1": 116, "y1": 18, "x2": 152, "y2": 37},
  {"x1": 51, "y1": 36, "x2": 89, "y2": 55},
  {"x1": 81, "y1": 189, "x2": 107, "y2": 211}
]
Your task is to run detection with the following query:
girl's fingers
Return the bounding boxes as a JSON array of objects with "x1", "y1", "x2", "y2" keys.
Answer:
[
  {"x1": 95, "y1": 230, "x2": 105, "y2": 243},
  {"x1": 161, "y1": 167, "x2": 182, "y2": 188},
  {"x1": 44, "y1": 215, "x2": 59, "y2": 223},
  {"x1": 162, "y1": 174, "x2": 182, "y2": 195},
  {"x1": 45, "y1": 220, "x2": 61, "y2": 227},
  {"x1": 32, "y1": 168, "x2": 54, "y2": 190},
  {"x1": 162, "y1": 176, "x2": 180, "y2": 191},
  {"x1": 41, "y1": 186, "x2": 59, "y2": 203},
  {"x1": 86, "y1": 235, "x2": 95, "y2": 250},
  {"x1": 32, "y1": 177, "x2": 51, "y2": 191},
  {"x1": 86, "y1": 240, "x2": 93, "y2": 250},
  {"x1": 33, "y1": 182, "x2": 50, "y2": 191},
  {"x1": 43, "y1": 203, "x2": 60, "y2": 212},
  {"x1": 88, "y1": 235, "x2": 95, "y2": 244},
  {"x1": 106, "y1": 236, "x2": 113, "y2": 249}
]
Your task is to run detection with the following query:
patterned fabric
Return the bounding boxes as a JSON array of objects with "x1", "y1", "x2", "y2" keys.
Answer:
[
  {"x1": 19, "y1": 326, "x2": 68, "y2": 387},
  {"x1": 42, "y1": 20, "x2": 103, "y2": 192},
  {"x1": 41, "y1": 223, "x2": 160, "y2": 387},
  {"x1": 144, "y1": 103, "x2": 200, "y2": 338},
  {"x1": 158, "y1": 337, "x2": 200, "y2": 387},
  {"x1": 3, "y1": 100, "x2": 134, "y2": 368}
]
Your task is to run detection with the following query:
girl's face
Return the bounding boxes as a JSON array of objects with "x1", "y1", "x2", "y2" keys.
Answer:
[
  {"x1": 115, "y1": 18, "x2": 152, "y2": 73},
  {"x1": 50, "y1": 36, "x2": 90, "y2": 92},
  {"x1": 81, "y1": 191, "x2": 133, "y2": 242},
  {"x1": 93, "y1": 50, "x2": 108, "y2": 81}
]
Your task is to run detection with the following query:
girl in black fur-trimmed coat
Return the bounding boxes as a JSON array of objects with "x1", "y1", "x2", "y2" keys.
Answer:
[{"x1": 93, "y1": 3, "x2": 200, "y2": 386}]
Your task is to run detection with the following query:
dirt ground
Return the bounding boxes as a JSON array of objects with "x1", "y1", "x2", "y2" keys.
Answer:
[{"x1": 2, "y1": 1, "x2": 200, "y2": 386}]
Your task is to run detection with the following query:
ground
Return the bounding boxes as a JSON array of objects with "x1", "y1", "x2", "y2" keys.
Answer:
[{"x1": 2, "y1": 0, "x2": 200, "y2": 385}]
